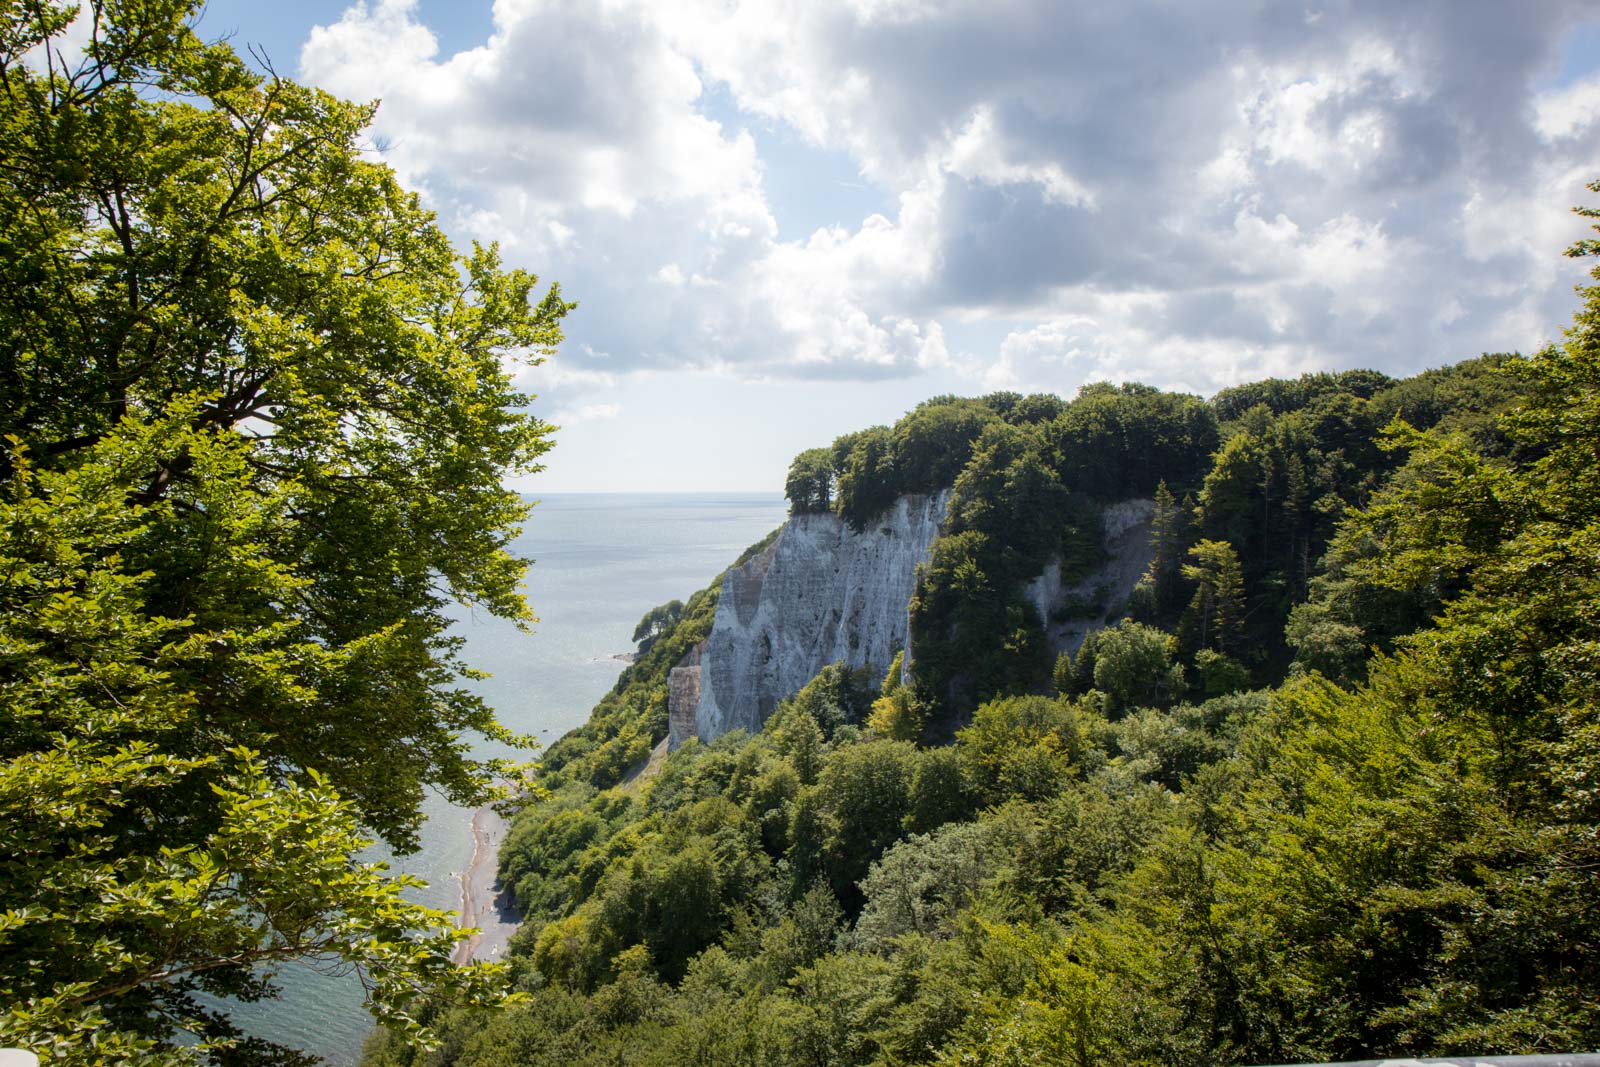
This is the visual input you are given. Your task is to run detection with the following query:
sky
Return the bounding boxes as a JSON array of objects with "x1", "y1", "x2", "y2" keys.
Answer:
[{"x1": 187, "y1": 0, "x2": 1600, "y2": 492}]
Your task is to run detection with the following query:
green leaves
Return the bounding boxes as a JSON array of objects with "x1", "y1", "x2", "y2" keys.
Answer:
[
  {"x1": 2, "y1": 2, "x2": 568, "y2": 1060},
  {"x1": 0, "y1": 745, "x2": 514, "y2": 1059},
  {"x1": 0, "y1": 426, "x2": 520, "y2": 1061},
  {"x1": 1181, "y1": 539, "x2": 1245, "y2": 656}
]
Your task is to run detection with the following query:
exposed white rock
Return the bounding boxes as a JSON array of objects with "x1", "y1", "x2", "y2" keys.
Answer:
[
  {"x1": 666, "y1": 643, "x2": 702, "y2": 748},
  {"x1": 667, "y1": 492, "x2": 1152, "y2": 749},
  {"x1": 1025, "y1": 498, "x2": 1156, "y2": 657},
  {"x1": 684, "y1": 492, "x2": 950, "y2": 743}
]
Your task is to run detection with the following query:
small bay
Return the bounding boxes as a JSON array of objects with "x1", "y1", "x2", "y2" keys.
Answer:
[{"x1": 221, "y1": 492, "x2": 788, "y2": 1064}]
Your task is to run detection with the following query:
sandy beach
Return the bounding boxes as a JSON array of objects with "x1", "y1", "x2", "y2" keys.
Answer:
[{"x1": 452, "y1": 803, "x2": 521, "y2": 965}]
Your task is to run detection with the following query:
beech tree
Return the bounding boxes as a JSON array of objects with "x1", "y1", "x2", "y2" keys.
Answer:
[
  {"x1": 0, "y1": 1, "x2": 570, "y2": 1061},
  {"x1": 783, "y1": 447, "x2": 835, "y2": 515},
  {"x1": 631, "y1": 599, "x2": 684, "y2": 655},
  {"x1": 1090, "y1": 620, "x2": 1183, "y2": 715}
]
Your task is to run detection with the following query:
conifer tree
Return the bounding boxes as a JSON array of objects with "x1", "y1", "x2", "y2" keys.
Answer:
[
  {"x1": 1142, "y1": 480, "x2": 1187, "y2": 612},
  {"x1": 1182, "y1": 539, "x2": 1246, "y2": 654}
]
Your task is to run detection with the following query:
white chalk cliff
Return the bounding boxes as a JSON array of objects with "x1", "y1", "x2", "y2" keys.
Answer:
[
  {"x1": 669, "y1": 492, "x2": 949, "y2": 747},
  {"x1": 667, "y1": 493, "x2": 1155, "y2": 748},
  {"x1": 1025, "y1": 498, "x2": 1156, "y2": 657}
]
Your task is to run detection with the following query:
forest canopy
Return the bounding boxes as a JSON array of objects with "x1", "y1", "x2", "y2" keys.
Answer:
[{"x1": 0, "y1": 1, "x2": 570, "y2": 1061}]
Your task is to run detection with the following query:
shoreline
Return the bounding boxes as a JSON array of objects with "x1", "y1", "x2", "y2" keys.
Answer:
[{"x1": 452, "y1": 802, "x2": 519, "y2": 966}]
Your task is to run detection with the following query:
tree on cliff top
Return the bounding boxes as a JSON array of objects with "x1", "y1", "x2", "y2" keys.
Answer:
[{"x1": 0, "y1": 1, "x2": 571, "y2": 1060}]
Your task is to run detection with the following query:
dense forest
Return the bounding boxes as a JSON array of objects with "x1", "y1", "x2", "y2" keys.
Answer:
[{"x1": 361, "y1": 192, "x2": 1600, "y2": 1067}]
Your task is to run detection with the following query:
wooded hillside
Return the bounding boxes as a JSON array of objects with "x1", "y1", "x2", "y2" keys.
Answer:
[{"x1": 364, "y1": 184, "x2": 1600, "y2": 1066}]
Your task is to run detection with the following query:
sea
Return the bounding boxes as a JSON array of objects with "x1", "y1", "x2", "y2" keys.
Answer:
[{"x1": 221, "y1": 493, "x2": 789, "y2": 1065}]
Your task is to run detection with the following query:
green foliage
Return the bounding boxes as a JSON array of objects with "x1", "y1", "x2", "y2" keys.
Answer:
[
  {"x1": 1141, "y1": 480, "x2": 1191, "y2": 614},
  {"x1": 938, "y1": 922, "x2": 1122, "y2": 1067},
  {"x1": 752, "y1": 882, "x2": 844, "y2": 989},
  {"x1": 1182, "y1": 368, "x2": 1495, "y2": 671},
  {"x1": 784, "y1": 448, "x2": 836, "y2": 515},
  {"x1": 1, "y1": 3, "x2": 569, "y2": 1058},
  {"x1": 1054, "y1": 629, "x2": 1099, "y2": 697},
  {"x1": 909, "y1": 424, "x2": 1072, "y2": 709},
  {"x1": 785, "y1": 663, "x2": 877, "y2": 739},
  {"x1": 1044, "y1": 383, "x2": 1219, "y2": 500},
  {"x1": 1284, "y1": 420, "x2": 1521, "y2": 682},
  {"x1": 787, "y1": 393, "x2": 1056, "y2": 529},
  {"x1": 814, "y1": 740, "x2": 920, "y2": 906},
  {"x1": 880, "y1": 648, "x2": 906, "y2": 695},
  {"x1": 906, "y1": 384, "x2": 1221, "y2": 717},
  {"x1": 1368, "y1": 353, "x2": 1532, "y2": 457},
  {"x1": 867, "y1": 685, "x2": 925, "y2": 741},
  {"x1": 1181, "y1": 539, "x2": 1246, "y2": 656},
  {"x1": 0, "y1": 741, "x2": 510, "y2": 1062},
  {"x1": 890, "y1": 398, "x2": 1002, "y2": 493},
  {"x1": 853, "y1": 821, "x2": 999, "y2": 951},
  {"x1": 631, "y1": 600, "x2": 684, "y2": 656},
  {"x1": 904, "y1": 745, "x2": 974, "y2": 834},
  {"x1": 1211, "y1": 368, "x2": 1396, "y2": 422},
  {"x1": 1192, "y1": 648, "x2": 1250, "y2": 697},
  {"x1": 1089, "y1": 620, "x2": 1184, "y2": 715},
  {"x1": 957, "y1": 695, "x2": 1089, "y2": 806},
  {"x1": 834, "y1": 426, "x2": 898, "y2": 530},
  {"x1": 1108, "y1": 704, "x2": 1231, "y2": 791}
]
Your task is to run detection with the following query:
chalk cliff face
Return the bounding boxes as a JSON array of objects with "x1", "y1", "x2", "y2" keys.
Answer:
[
  {"x1": 667, "y1": 493, "x2": 1155, "y2": 748},
  {"x1": 666, "y1": 643, "x2": 702, "y2": 747},
  {"x1": 1025, "y1": 497, "x2": 1156, "y2": 657},
  {"x1": 669, "y1": 492, "x2": 949, "y2": 746}
]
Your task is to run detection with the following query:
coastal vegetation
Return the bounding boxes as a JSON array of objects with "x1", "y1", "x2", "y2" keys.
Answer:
[
  {"x1": 361, "y1": 191, "x2": 1600, "y2": 1064},
  {"x1": 5, "y1": 1, "x2": 1599, "y2": 1064},
  {"x1": 0, "y1": 3, "x2": 568, "y2": 1061}
]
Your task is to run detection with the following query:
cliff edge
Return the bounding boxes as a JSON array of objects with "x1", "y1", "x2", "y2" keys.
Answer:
[
  {"x1": 669, "y1": 492, "x2": 949, "y2": 746},
  {"x1": 1026, "y1": 497, "x2": 1156, "y2": 657},
  {"x1": 666, "y1": 493, "x2": 1157, "y2": 748}
]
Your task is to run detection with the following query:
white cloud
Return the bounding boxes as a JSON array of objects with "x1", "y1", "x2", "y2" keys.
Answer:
[
  {"x1": 552, "y1": 402, "x2": 623, "y2": 425},
  {"x1": 942, "y1": 106, "x2": 1095, "y2": 209},
  {"x1": 298, "y1": 0, "x2": 952, "y2": 386},
  {"x1": 301, "y1": 0, "x2": 768, "y2": 220},
  {"x1": 1535, "y1": 74, "x2": 1600, "y2": 142},
  {"x1": 990, "y1": 298, "x2": 1317, "y2": 400},
  {"x1": 290, "y1": 0, "x2": 1597, "y2": 410},
  {"x1": 512, "y1": 353, "x2": 618, "y2": 396},
  {"x1": 1242, "y1": 39, "x2": 1410, "y2": 174}
]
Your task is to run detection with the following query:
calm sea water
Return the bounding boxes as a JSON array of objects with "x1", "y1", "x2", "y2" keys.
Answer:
[{"x1": 222, "y1": 493, "x2": 788, "y2": 1064}]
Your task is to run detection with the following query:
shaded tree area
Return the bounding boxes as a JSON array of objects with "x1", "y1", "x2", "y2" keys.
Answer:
[
  {"x1": 782, "y1": 394, "x2": 1018, "y2": 524},
  {"x1": 1209, "y1": 367, "x2": 1396, "y2": 421},
  {"x1": 632, "y1": 600, "x2": 684, "y2": 656},
  {"x1": 1184, "y1": 354, "x2": 1538, "y2": 681},
  {"x1": 783, "y1": 448, "x2": 836, "y2": 514},
  {"x1": 905, "y1": 385, "x2": 1220, "y2": 716}
]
